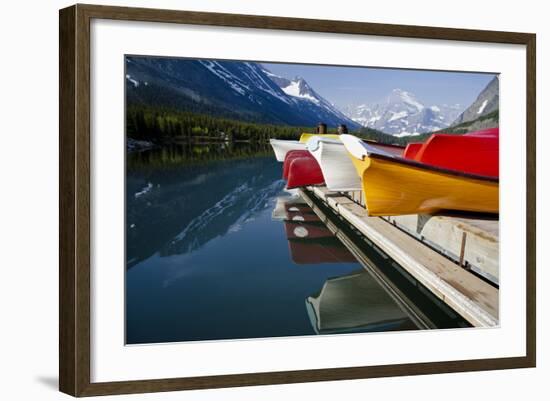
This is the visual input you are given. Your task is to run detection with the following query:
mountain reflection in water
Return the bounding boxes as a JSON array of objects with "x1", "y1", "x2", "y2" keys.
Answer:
[{"x1": 127, "y1": 144, "x2": 282, "y2": 268}]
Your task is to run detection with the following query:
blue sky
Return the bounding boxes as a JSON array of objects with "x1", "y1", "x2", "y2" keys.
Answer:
[{"x1": 262, "y1": 62, "x2": 496, "y2": 110}]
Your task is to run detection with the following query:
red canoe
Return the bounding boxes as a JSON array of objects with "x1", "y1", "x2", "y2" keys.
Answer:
[
  {"x1": 286, "y1": 156, "x2": 325, "y2": 189},
  {"x1": 283, "y1": 150, "x2": 311, "y2": 180},
  {"x1": 402, "y1": 142, "x2": 423, "y2": 160},
  {"x1": 404, "y1": 128, "x2": 499, "y2": 178}
]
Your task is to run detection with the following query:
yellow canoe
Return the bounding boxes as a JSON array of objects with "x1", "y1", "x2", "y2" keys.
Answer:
[{"x1": 340, "y1": 135, "x2": 498, "y2": 216}]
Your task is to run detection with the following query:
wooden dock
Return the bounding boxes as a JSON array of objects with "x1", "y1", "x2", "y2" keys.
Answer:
[
  {"x1": 343, "y1": 190, "x2": 499, "y2": 285},
  {"x1": 300, "y1": 186, "x2": 499, "y2": 328}
]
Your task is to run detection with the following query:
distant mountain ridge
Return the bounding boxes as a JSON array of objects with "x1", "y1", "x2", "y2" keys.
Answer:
[
  {"x1": 452, "y1": 76, "x2": 499, "y2": 126},
  {"x1": 342, "y1": 89, "x2": 463, "y2": 137},
  {"x1": 125, "y1": 57, "x2": 359, "y2": 129}
]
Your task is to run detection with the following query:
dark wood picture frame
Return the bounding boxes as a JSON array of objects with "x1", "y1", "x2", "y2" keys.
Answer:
[{"x1": 59, "y1": 3, "x2": 536, "y2": 397}]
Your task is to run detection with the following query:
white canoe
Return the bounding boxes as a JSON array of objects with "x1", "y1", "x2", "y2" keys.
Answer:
[
  {"x1": 306, "y1": 136, "x2": 362, "y2": 191},
  {"x1": 269, "y1": 139, "x2": 306, "y2": 162}
]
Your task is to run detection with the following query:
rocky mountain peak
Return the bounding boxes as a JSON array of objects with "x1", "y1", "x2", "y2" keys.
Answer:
[{"x1": 342, "y1": 89, "x2": 461, "y2": 137}]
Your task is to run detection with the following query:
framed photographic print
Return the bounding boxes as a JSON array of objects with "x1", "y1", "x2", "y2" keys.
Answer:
[{"x1": 59, "y1": 4, "x2": 536, "y2": 397}]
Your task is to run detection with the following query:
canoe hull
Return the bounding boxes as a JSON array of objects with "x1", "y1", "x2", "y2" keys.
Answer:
[
  {"x1": 403, "y1": 142, "x2": 423, "y2": 160},
  {"x1": 269, "y1": 139, "x2": 306, "y2": 162},
  {"x1": 283, "y1": 150, "x2": 311, "y2": 179},
  {"x1": 349, "y1": 155, "x2": 499, "y2": 216},
  {"x1": 415, "y1": 133, "x2": 498, "y2": 177},
  {"x1": 286, "y1": 156, "x2": 325, "y2": 189},
  {"x1": 309, "y1": 139, "x2": 362, "y2": 191},
  {"x1": 299, "y1": 133, "x2": 340, "y2": 143}
]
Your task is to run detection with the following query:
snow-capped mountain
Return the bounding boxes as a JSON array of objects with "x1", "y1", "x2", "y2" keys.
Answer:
[
  {"x1": 452, "y1": 76, "x2": 499, "y2": 126},
  {"x1": 342, "y1": 89, "x2": 462, "y2": 137},
  {"x1": 125, "y1": 57, "x2": 359, "y2": 129},
  {"x1": 262, "y1": 68, "x2": 358, "y2": 128}
]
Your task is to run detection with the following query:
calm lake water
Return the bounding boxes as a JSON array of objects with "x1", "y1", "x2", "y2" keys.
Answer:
[{"x1": 126, "y1": 143, "x2": 468, "y2": 344}]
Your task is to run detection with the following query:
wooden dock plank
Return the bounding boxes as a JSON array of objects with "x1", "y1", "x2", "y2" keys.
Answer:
[
  {"x1": 303, "y1": 188, "x2": 499, "y2": 327},
  {"x1": 386, "y1": 215, "x2": 499, "y2": 284}
]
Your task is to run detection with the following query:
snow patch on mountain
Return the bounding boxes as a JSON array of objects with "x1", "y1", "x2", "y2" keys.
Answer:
[
  {"x1": 200, "y1": 60, "x2": 249, "y2": 96},
  {"x1": 388, "y1": 111, "x2": 408, "y2": 122},
  {"x1": 261, "y1": 68, "x2": 281, "y2": 78},
  {"x1": 281, "y1": 80, "x2": 320, "y2": 104},
  {"x1": 394, "y1": 131, "x2": 421, "y2": 138},
  {"x1": 239, "y1": 63, "x2": 290, "y2": 104},
  {"x1": 126, "y1": 74, "x2": 139, "y2": 87},
  {"x1": 453, "y1": 76, "x2": 499, "y2": 126},
  {"x1": 396, "y1": 89, "x2": 424, "y2": 111},
  {"x1": 477, "y1": 99, "x2": 488, "y2": 114}
]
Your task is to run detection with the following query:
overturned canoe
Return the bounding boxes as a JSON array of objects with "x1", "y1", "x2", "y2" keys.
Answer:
[
  {"x1": 406, "y1": 128, "x2": 499, "y2": 177},
  {"x1": 306, "y1": 136, "x2": 405, "y2": 192},
  {"x1": 270, "y1": 133, "x2": 341, "y2": 162},
  {"x1": 286, "y1": 155, "x2": 325, "y2": 189},
  {"x1": 403, "y1": 142, "x2": 423, "y2": 160},
  {"x1": 306, "y1": 137, "x2": 361, "y2": 191},
  {"x1": 270, "y1": 139, "x2": 306, "y2": 162},
  {"x1": 299, "y1": 133, "x2": 340, "y2": 143},
  {"x1": 283, "y1": 150, "x2": 310, "y2": 179},
  {"x1": 341, "y1": 134, "x2": 499, "y2": 216}
]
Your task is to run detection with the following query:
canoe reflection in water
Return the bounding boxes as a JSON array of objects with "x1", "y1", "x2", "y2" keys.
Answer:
[
  {"x1": 274, "y1": 194, "x2": 417, "y2": 334},
  {"x1": 287, "y1": 239, "x2": 357, "y2": 265},
  {"x1": 306, "y1": 270, "x2": 415, "y2": 334},
  {"x1": 273, "y1": 194, "x2": 356, "y2": 264}
]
